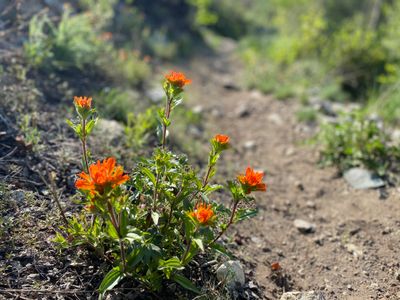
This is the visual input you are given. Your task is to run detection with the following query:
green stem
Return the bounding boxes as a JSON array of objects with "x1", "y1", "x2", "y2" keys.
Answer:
[
  {"x1": 211, "y1": 200, "x2": 239, "y2": 244},
  {"x1": 81, "y1": 118, "x2": 89, "y2": 172},
  {"x1": 107, "y1": 201, "x2": 127, "y2": 272},
  {"x1": 162, "y1": 96, "x2": 172, "y2": 149}
]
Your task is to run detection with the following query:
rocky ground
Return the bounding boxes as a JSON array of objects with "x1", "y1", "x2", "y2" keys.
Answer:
[
  {"x1": 180, "y1": 40, "x2": 400, "y2": 299},
  {"x1": 1, "y1": 2, "x2": 400, "y2": 299}
]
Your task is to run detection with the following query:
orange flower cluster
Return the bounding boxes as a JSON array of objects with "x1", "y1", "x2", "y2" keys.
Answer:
[
  {"x1": 238, "y1": 167, "x2": 267, "y2": 194},
  {"x1": 214, "y1": 134, "x2": 230, "y2": 145},
  {"x1": 190, "y1": 203, "x2": 215, "y2": 225},
  {"x1": 74, "y1": 96, "x2": 92, "y2": 109},
  {"x1": 165, "y1": 71, "x2": 191, "y2": 88},
  {"x1": 75, "y1": 157, "x2": 129, "y2": 196}
]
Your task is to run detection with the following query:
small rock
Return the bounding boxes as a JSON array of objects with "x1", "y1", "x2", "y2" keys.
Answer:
[
  {"x1": 280, "y1": 291, "x2": 324, "y2": 300},
  {"x1": 318, "y1": 101, "x2": 336, "y2": 117},
  {"x1": 235, "y1": 104, "x2": 251, "y2": 118},
  {"x1": 343, "y1": 168, "x2": 385, "y2": 189},
  {"x1": 249, "y1": 90, "x2": 263, "y2": 99},
  {"x1": 243, "y1": 140, "x2": 256, "y2": 150},
  {"x1": 306, "y1": 201, "x2": 316, "y2": 209},
  {"x1": 250, "y1": 236, "x2": 262, "y2": 245},
  {"x1": 294, "y1": 219, "x2": 316, "y2": 234},
  {"x1": 216, "y1": 260, "x2": 245, "y2": 289},
  {"x1": 187, "y1": 125, "x2": 202, "y2": 138},
  {"x1": 11, "y1": 190, "x2": 25, "y2": 202},
  {"x1": 344, "y1": 243, "x2": 363, "y2": 258},
  {"x1": 147, "y1": 87, "x2": 164, "y2": 103},
  {"x1": 192, "y1": 105, "x2": 203, "y2": 114},
  {"x1": 27, "y1": 273, "x2": 40, "y2": 281},
  {"x1": 268, "y1": 113, "x2": 283, "y2": 125},
  {"x1": 210, "y1": 107, "x2": 223, "y2": 118},
  {"x1": 95, "y1": 119, "x2": 124, "y2": 143},
  {"x1": 294, "y1": 181, "x2": 304, "y2": 191},
  {"x1": 313, "y1": 235, "x2": 324, "y2": 246},
  {"x1": 285, "y1": 147, "x2": 295, "y2": 156},
  {"x1": 395, "y1": 270, "x2": 400, "y2": 281},
  {"x1": 248, "y1": 280, "x2": 258, "y2": 290}
]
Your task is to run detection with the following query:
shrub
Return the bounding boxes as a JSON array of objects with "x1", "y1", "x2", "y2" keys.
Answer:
[
  {"x1": 317, "y1": 112, "x2": 400, "y2": 176},
  {"x1": 24, "y1": 7, "x2": 149, "y2": 86},
  {"x1": 125, "y1": 106, "x2": 158, "y2": 151},
  {"x1": 56, "y1": 71, "x2": 266, "y2": 298},
  {"x1": 25, "y1": 8, "x2": 108, "y2": 71}
]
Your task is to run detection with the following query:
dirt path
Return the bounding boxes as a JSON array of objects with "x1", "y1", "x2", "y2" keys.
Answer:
[{"x1": 183, "y1": 41, "x2": 400, "y2": 299}]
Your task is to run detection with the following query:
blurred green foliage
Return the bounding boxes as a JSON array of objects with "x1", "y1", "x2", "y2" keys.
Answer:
[
  {"x1": 24, "y1": 5, "x2": 149, "y2": 86},
  {"x1": 317, "y1": 113, "x2": 400, "y2": 176},
  {"x1": 235, "y1": 0, "x2": 400, "y2": 114}
]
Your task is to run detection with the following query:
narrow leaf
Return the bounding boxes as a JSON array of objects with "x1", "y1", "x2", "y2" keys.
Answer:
[
  {"x1": 98, "y1": 266, "x2": 123, "y2": 300},
  {"x1": 172, "y1": 273, "x2": 201, "y2": 294},
  {"x1": 193, "y1": 238, "x2": 204, "y2": 252}
]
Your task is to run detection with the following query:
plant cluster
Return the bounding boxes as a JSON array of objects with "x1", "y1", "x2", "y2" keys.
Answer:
[
  {"x1": 317, "y1": 112, "x2": 400, "y2": 177},
  {"x1": 237, "y1": 0, "x2": 400, "y2": 105},
  {"x1": 24, "y1": 6, "x2": 149, "y2": 86},
  {"x1": 55, "y1": 72, "x2": 266, "y2": 299}
]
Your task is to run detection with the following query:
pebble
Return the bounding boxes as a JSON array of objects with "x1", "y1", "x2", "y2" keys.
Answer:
[
  {"x1": 344, "y1": 243, "x2": 363, "y2": 258},
  {"x1": 235, "y1": 104, "x2": 251, "y2": 118},
  {"x1": 343, "y1": 168, "x2": 385, "y2": 189},
  {"x1": 294, "y1": 181, "x2": 304, "y2": 191},
  {"x1": 147, "y1": 87, "x2": 164, "y2": 103},
  {"x1": 27, "y1": 273, "x2": 40, "y2": 281},
  {"x1": 192, "y1": 105, "x2": 203, "y2": 114},
  {"x1": 216, "y1": 260, "x2": 245, "y2": 289},
  {"x1": 280, "y1": 291, "x2": 324, "y2": 300},
  {"x1": 268, "y1": 113, "x2": 283, "y2": 125},
  {"x1": 11, "y1": 190, "x2": 25, "y2": 202},
  {"x1": 294, "y1": 219, "x2": 316, "y2": 234},
  {"x1": 243, "y1": 140, "x2": 256, "y2": 150},
  {"x1": 306, "y1": 201, "x2": 316, "y2": 209}
]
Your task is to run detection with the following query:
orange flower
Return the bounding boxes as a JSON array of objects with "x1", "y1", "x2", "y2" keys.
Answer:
[
  {"x1": 74, "y1": 96, "x2": 92, "y2": 109},
  {"x1": 271, "y1": 262, "x2": 281, "y2": 271},
  {"x1": 214, "y1": 134, "x2": 230, "y2": 145},
  {"x1": 190, "y1": 203, "x2": 215, "y2": 225},
  {"x1": 75, "y1": 157, "x2": 129, "y2": 196},
  {"x1": 165, "y1": 71, "x2": 191, "y2": 88},
  {"x1": 238, "y1": 167, "x2": 267, "y2": 194}
]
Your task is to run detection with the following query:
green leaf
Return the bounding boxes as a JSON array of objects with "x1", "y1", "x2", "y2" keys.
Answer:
[
  {"x1": 85, "y1": 117, "x2": 98, "y2": 135},
  {"x1": 235, "y1": 208, "x2": 258, "y2": 222},
  {"x1": 141, "y1": 167, "x2": 156, "y2": 185},
  {"x1": 193, "y1": 238, "x2": 204, "y2": 252},
  {"x1": 106, "y1": 220, "x2": 119, "y2": 240},
  {"x1": 210, "y1": 243, "x2": 232, "y2": 258},
  {"x1": 172, "y1": 273, "x2": 201, "y2": 294},
  {"x1": 98, "y1": 266, "x2": 123, "y2": 300},
  {"x1": 151, "y1": 211, "x2": 160, "y2": 225},
  {"x1": 119, "y1": 210, "x2": 128, "y2": 237},
  {"x1": 66, "y1": 119, "x2": 75, "y2": 130},
  {"x1": 158, "y1": 257, "x2": 183, "y2": 270}
]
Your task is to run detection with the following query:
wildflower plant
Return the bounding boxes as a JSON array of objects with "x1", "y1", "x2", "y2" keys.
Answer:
[{"x1": 55, "y1": 71, "x2": 266, "y2": 299}]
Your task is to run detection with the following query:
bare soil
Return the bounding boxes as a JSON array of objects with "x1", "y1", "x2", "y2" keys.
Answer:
[{"x1": 182, "y1": 40, "x2": 400, "y2": 299}]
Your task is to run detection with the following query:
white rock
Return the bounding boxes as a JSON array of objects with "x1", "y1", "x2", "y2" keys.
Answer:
[
  {"x1": 343, "y1": 168, "x2": 384, "y2": 189},
  {"x1": 243, "y1": 140, "x2": 256, "y2": 150},
  {"x1": 216, "y1": 260, "x2": 245, "y2": 289},
  {"x1": 294, "y1": 219, "x2": 316, "y2": 234},
  {"x1": 147, "y1": 87, "x2": 164, "y2": 103},
  {"x1": 268, "y1": 113, "x2": 283, "y2": 125},
  {"x1": 280, "y1": 291, "x2": 324, "y2": 300},
  {"x1": 344, "y1": 243, "x2": 363, "y2": 258}
]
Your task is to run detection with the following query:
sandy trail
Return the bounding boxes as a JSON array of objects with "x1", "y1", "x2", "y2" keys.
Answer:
[{"x1": 183, "y1": 41, "x2": 400, "y2": 299}]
